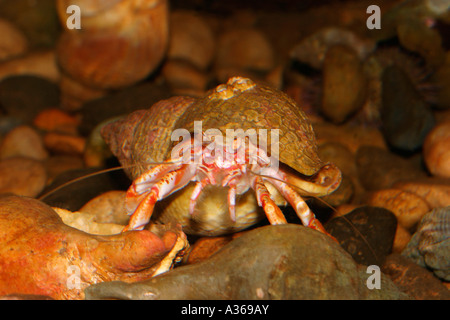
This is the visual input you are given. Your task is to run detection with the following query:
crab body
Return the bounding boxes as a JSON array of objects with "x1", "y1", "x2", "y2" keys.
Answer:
[{"x1": 101, "y1": 77, "x2": 341, "y2": 236}]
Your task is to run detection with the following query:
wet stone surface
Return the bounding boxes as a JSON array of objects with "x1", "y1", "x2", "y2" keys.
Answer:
[{"x1": 325, "y1": 206, "x2": 398, "y2": 266}]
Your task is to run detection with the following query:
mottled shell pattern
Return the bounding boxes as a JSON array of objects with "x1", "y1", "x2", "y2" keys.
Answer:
[{"x1": 102, "y1": 77, "x2": 324, "y2": 179}]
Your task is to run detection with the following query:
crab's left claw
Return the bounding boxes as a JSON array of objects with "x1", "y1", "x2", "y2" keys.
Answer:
[{"x1": 123, "y1": 162, "x2": 198, "y2": 232}]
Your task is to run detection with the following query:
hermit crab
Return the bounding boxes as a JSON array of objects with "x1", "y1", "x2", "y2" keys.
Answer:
[{"x1": 101, "y1": 77, "x2": 342, "y2": 236}]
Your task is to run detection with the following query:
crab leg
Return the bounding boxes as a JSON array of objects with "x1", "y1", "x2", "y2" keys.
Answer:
[
  {"x1": 125, "y1": 162, "x2": 182, "y2": 214},
  {"x1": 189, "y1": 178, "x2": 210, "y2": 215},
  {"x1": 123, "y1": 163, "x2": 197, "y2": 232},
  {"x1": 252, "y1": 176, "x2": 287, "y2": 225},
  {"x1": 227, "y1": 182, "x2": 237, "y2": 221},
  {"x1": 265, "y1": 175, "x2": 332, "y2": 236}
]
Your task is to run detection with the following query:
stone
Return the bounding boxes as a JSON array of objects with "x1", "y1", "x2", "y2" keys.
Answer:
[
  {"x1": 325, "y1": 206, "x2": 398, "y2": 266},
  {"x1": 0, "y1": 75, "x2": 60, "y2": 123},
  {"x1": 52, "y1": 207, "x2": 124, "y2": 236},
  {"x1": 0, "y1": 195, "x2": 187, "y2": 300},
  {"x1": 79, "y1": 81, "x2": 171, "y2": 136},
  {"x1": 44, "y1": 155, "x2": 84, "y2": 183},
  {"x1": 380, "y1": 65, "x2": 435, "y2": 152},
  {"x1": 367, "y1": 189, "x2": 430, "y2": 230},
  {"x1": 168, "y1": 10, "x2": 215, "y2": 71},
  {"x1": 161, "y1": 59, "x2": 209, "y2": 94},
  {"x1": 402, "y1": 207, "x2": 450, "y2": 281},
  {"x1": 0, "y1": 50, "x2": 60, "y2": 83},
  {"x1": 393, "y1": 225, "x2": 411, "y2": 254},
  {"x1": 382, "y1": 254, "x2": 450, "y2": 300},
  {"x1": 33, "y1": 108, "x2": 80, "y2": 135},
  {"x1": 85, "y1": 224, "x2": 409, "y2": 300},
  {"x1": 394, "y1": 178, "x2": 450, "y2": 208},
  {"x1": 215, "y1": 27, "x2": 274, "y2": 73},
  {"x1": 397, "y1": 20, "x2": 445, "y2": 68},
  {"x1": 183, "y1": 232, "x2": 244, "y2": 265},
  {"x1": 0, "y1": 18, "x2": 28, "y2": 61},
  {"x1": 79, "y1": 190, "x2": 129, "y2": 226},
  {"x1": 43, "y1": 132, "x2": 86, "y2": 156},
  {"x1": 432, "y1": 51, "x2": 450, "y2": 109},
  {"x1": 0, "y1": 156, "x2": 47, "y2": 197},
  {"x1": 0, "y1": 125, "x2": 48, "y2": 160},
  {"x1": 0, "y1": 0, "x2": 60, "y2": 48},
  {"x1": 321, "y1": 45, "x2": 367, "y2": 123},
  {"x1": 314, "y1": 122, "x2": 387, "y2": 154},
  {"x1": 423, "y1": 120, "x2": 450, "y2": 178},
  {"x1": 356, "y1": 146, "x2": 427, "y2": 191},
  {"x1": 289, "y1": 27, "x2": 375, "y2": 70}
]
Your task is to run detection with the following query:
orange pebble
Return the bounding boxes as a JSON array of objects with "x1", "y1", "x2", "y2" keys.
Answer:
[{"x1": 33, "y1": 108, "x2": 80, "y2": 134}]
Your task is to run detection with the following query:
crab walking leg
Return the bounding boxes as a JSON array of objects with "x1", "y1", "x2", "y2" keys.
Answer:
[
  {"x1": 266, "y1": 176, "x2": 331, "y2": 236},
  {"x1": 227, "y1": 182, "x2": 237, "y2": 222},
  {"x1": 125, "y1": 161, "x2": 182, "y2": 214},
  {"x1": 252, "y1": 176, "x2": 287, "y2": 225},
  {"x1": 222, "y1": 170, "x2": 244, "y2": 222},
  {"x1": 123, "y1": 164, "x2": 197, "y2": 232},
  {"x1": 189, "y1": 178, "x2": 210, "y2": 215}
]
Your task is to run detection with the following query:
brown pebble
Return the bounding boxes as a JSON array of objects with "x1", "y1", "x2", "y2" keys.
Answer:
[
  {"x1": 33, "y1": 108, "x2": 80, "y2": 135},
  {"x1": 162, "y1": 59, "x2": 209, "y2": 93},
  {"x1": 0, "y1": 18, "x2": 28, "y2": 61},
  {"x1": 0, "y1": 125, "x2": 48, "y2": 161},
  {"x1": 423, "y1": 121, "x2": 450, "y2": 178},
  {"x1": 367, "y1": 189, "x2": 430, "y2": 230},
  {"x1": 0, "y1": 157, "x2": 47, "y2": 197},
  {"x1": 184, "y1": 232, "x2": 245, "y2": 265},
  {"x1": 168, "y1": 10, "x2": 215, "y2": 71},
  {"x1": 0, "y1": 50, "x2": 59, "y2": 83},
  {"x1": 314, "y1": 122, "x2": 387, "y2": 154},
  {"x1": 321, "y1": 45, "x2": 367, "y2": 123},
  {"x1": 394, "y1": 178, "x2": 450, "y2": 208},
  {"x1": 79, "y1": 190, "x2": 129, "y2": 225},
  {"x1": 393, "y1": 225, "x2": 411, "y2": 253},
  {"x1": 215, "y1": 28, "x2": 274, "y2": 73},
  {"x1": 43, "y1": 155, "x2": 84, "y2": 183},
  {"x1": 43, "y1": 132, "x2": 86, "y2": 155},
  {"x1": 382, "y1": 254, "x2": 450, "y2": 300}
]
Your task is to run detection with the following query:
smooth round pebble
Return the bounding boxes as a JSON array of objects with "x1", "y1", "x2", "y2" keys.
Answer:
[
  {"x1": 79, "y1": 190, "x2": 129, "y2": 225},
  {"x1": 380, "y1": 65, "x2": 435, "y2": 152},
  {"x1": 356, "y1": 146, "x2": 426, "y2": 191},
  {"x1": 321, "y1": 45, "x2": 367, "y2": 123},
  {"x1": 168, "y1": 10, "x2": 215, "y2": 71},
  {"x1": 367, "y1": 189, "x2": 430, "y2": 230},
  {"x1": 0, "y1": 18, "x2": 28, "y2": 61},
  {"x1": 0, "y1": 157, "x2": 47, "y2": 197},
  {"x1": 423, "y1": 121, "x2": 450, "y2": 178},
  {"x1": 0, "y1": 125, "x2": 48, "y2": 161},
  {"x1": 33, "y1": 108, "x2": 80, "y2": 135},
  {"x1": 325, "y1": 206, "x2": 398, "y2": 266},
  {"x1": 215, "y1": 28, "x2": 274, "y2": 72},
  {"x1": 162, "y1": 59, "x2": 209, "y2": 93},
  {"x1": 43, "y1": 132, "x2": 86, "y2": 155},
  {"x1": 394, "y1": 178, "x2": 450, "y2": 208},
  {"x1": 393, "y1": 225, "x2": 411, "y2": 253}
]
